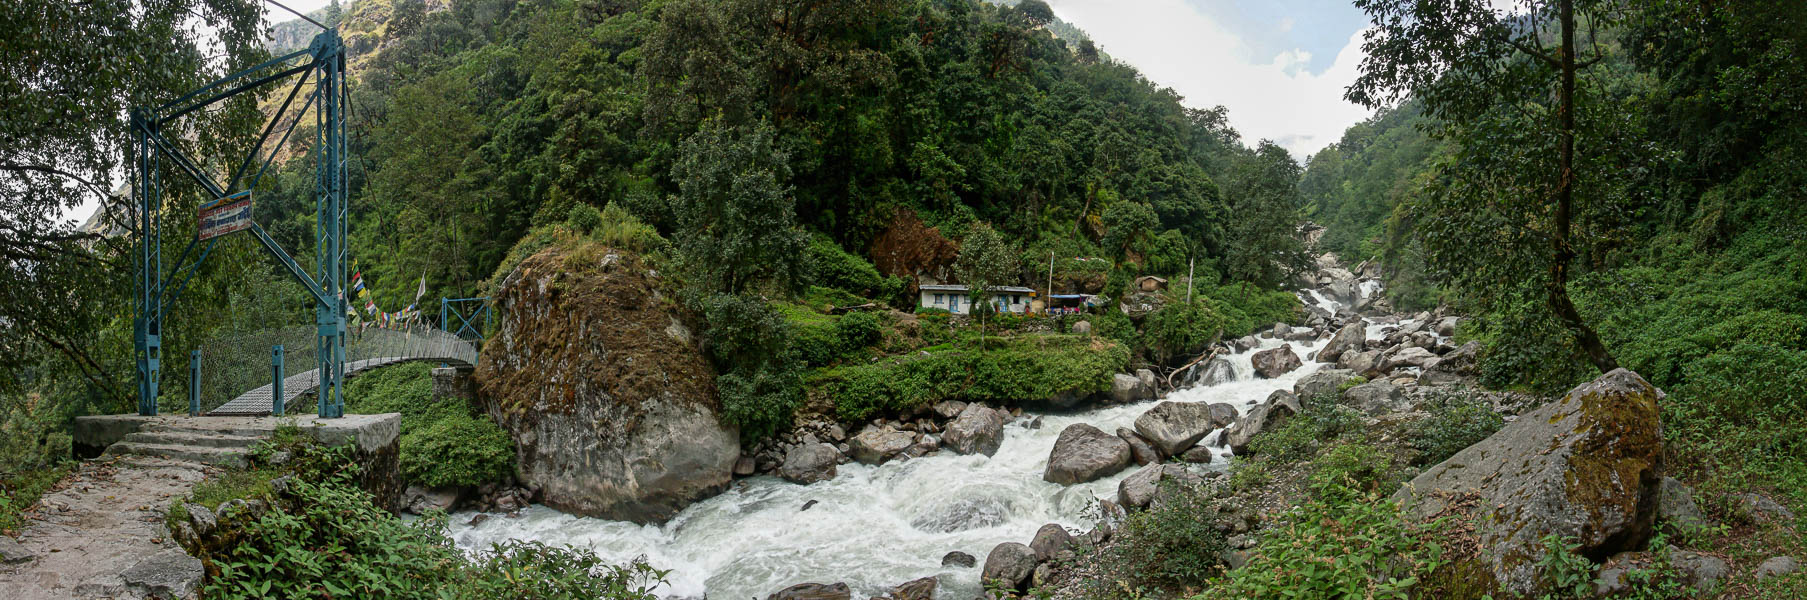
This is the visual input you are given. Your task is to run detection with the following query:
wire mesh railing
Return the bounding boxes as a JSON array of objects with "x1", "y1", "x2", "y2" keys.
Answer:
[{"x1": 196, "y1": 325, "x2": 477, "y2": 415}]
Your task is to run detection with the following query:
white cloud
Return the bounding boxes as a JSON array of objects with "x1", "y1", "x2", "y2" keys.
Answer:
[{"x1": 1047, "y1": 0, "x2": 1375, "y2": 160}]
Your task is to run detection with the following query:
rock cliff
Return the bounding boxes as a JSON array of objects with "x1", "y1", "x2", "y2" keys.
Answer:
[{"x1": 476, "y1": 243, "x2": 738, "y2": 524}]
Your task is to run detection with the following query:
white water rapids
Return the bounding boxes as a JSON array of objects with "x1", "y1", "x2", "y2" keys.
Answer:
[{"x1": 447, "y1": 288, "x2": 1393, "y2": 599}]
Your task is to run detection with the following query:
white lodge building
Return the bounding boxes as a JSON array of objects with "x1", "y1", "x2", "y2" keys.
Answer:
[{"x1": 918, "y1": 284, "x2": 1037, "y2": 315}]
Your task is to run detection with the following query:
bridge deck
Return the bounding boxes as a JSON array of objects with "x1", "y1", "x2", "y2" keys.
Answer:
[{"x1": 208, "y1": 356, "x2": 461, "y2": 416}]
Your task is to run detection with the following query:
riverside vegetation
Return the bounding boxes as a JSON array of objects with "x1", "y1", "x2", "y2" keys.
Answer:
[{"x1": 2, "y1": 0, "x2": 1804, "y2": 599}]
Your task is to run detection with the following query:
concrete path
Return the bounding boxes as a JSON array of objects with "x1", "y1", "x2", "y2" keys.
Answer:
[{"x1": 0, "y1": 456, "x2": 212, "y2": 599}]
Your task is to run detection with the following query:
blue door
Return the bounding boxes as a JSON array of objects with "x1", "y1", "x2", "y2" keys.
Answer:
[{"x1": 951, "y1": 295, "x2": 961, "y2": 313}]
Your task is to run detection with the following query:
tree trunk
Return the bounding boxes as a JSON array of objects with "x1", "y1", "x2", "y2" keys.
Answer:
[{"x1": 1550, "y1": 0, "x2": 1619, "y2": 373}]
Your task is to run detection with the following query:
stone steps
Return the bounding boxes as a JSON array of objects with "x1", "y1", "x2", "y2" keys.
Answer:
[
  {"x1": 102, "y1": 442, "x2": 248, "y2": 469},
  {"x1": 120, "y1": 429, "x2": 264, "y2": 450}
]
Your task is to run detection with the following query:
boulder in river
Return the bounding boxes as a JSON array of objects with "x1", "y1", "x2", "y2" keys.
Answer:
[
  {"x1": 1110, "y1": 373, "x2": 1155, "y2": 404},
  {"x1": 1133, "y1": 401, "x2": 1218, "y2": 456},
  {"x1": 778, "y1": 443, "x2": 840, "y2": 484},
  {"x1": 1292, "y1": 368, "x2": 1356, "y2": 402},
  {"x1": 766, "y1": 582, "x2": 851, "y2": 600},
  {"x1": 1393, "y1": 369, "x2": 1665, "y2": 597},
  {"x1": 1343, "y1": 380, "x2": 1409, "y2": 416},
  {"x1": 848, "y1": 428, "x2": 915, "y2": 465},
  {"x1": 982, "y1": 542, "x2": 1038, "y2": 591},
  {"x1": 942, "y1": 403, "x2": 1006, "y2": 457},
  {"x1": 1193, "y1": 357, "x2": 1237, "y2": 387},
  {"x1": 1044, "y1": 423, "x2": 1132, "y2": 485},
  {"x1": 1225, "y1": 390, "x2": 1302, "y2": 454},
  {"x1": 941, "y1": 551, "x2": 977, "y2": 568},
  {"x1": 1322, "y1": 321, "x2": 1358, "y2": 363},
  {"x1": 1030, "y1": 523, "x2": 1074, "y2": 561},
  {"x1": 476, "y1": 245, "x2": 738, "y2": 524},
  {"x1": 1251, "y1": 344, "x2": 1302, "y2": 378},
  {"x1": 889, "y1": 577, "x2": 937, "y2": 600},
  {"x1": 1337, "y1": 349, "x2": 1382, "y2": 378},
  {"x1": 1381, "y1": 346, "x2": 1439, "y2": 373},
  {"x1": 1117, "y1": 463, "x2": 1206, "y2": 509},
  {"x1": 1117, "y1": 427, "x2": 1162, "y2": 465}
]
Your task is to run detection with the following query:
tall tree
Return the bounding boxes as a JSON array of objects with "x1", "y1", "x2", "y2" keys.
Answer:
[
  {"x1": 1222, "y1": 141, "x2": 1307, "y2": 288},
  {"x1": 0, "y1": 0, "x2": 266, "y2": 402},
  {"x1": 953, "y1": 221, "x2": 1016, "y2": 341},
  {"x1": 1346, "y1": 0, "x2": 1621, "y2": 373}
]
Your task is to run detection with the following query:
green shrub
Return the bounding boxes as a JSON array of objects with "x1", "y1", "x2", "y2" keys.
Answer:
[
  {"x1": 1410, "y1": 391, "x2": 1505, "y2": 466},
  {"x1": 1246, "y1": 404, "x2": 1365, "y2": 462},
  {"x1": 566, "y1": 203, "x2": 604, "y2": 233},
  {"x1": 346, "y1": 363, "x2": 517, "y2": 488},
  {"x1": 203, "y1": 477, "x2": 664, "y2": 599},
  {"x1": 818, "y1": 335, "x2": 1129, "y2": 421},
  {"x1": 807, "y1": 235, "x2": 897, "y2": 301},
  {"x1": 1306, "y1": 443, "x2": 1398, "y2": 506},
  {"x1": 0, "y1": 462, "x2": 73, "y2": 534},
  {"x1": 699, "y1": 293, "x2": 804, "y2": 440},
  {"x1": 1142, "y1": 301, "x2": 1228, "y2": 364},
  {"x1": 1097, "y1": 480, "x2": 1228, "y2": 591},
  {"x1": 1203, "y1": 496, "x2": 1447, "y2": 600},
  {"x1": 403, "y1": 411, "x2": 516, "y2": 488}
]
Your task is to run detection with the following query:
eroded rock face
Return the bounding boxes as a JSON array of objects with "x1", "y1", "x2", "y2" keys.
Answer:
[
  {"x1": 1044, "y1": 423, "x2": 1132, "y2": 485},
  {"x1": 1251, "y1": 344, "x2": 1302, "y2": 378},
  {"x1": 1393, "y1": 369, "x2": 1665, "y2": 597},
  {"x1": 1292, "y1": 369, "x2": 1356, "y2": 402},
  {"x1": 943, "y1": 403, "x2": 1006, "y2": 457},
  {"x1": 477, "y1": 246, "x2": 738, "y2": 525}
]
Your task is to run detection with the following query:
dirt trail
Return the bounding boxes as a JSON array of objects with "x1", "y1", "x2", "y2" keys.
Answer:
[{"x1": 0, "y1": 456, "x2": 213, "y2": 599}]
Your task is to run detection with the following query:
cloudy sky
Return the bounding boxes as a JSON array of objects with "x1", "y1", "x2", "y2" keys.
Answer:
[{"x1": 1045, "y1": 0, "x2": 1376, "y2": 160}]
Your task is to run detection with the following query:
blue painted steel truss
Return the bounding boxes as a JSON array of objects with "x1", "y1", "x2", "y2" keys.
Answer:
[{"x1": 132, "y1": 29, "x2": 349, "y2": 418}]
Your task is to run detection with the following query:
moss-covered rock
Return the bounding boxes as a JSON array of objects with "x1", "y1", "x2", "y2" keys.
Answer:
[
  {"x1": 1392, "y1": 368, "x2": 1665, "y2": 597},
  {"x1": 477, "y1": 242, "x2": 737, "y2": 524}
]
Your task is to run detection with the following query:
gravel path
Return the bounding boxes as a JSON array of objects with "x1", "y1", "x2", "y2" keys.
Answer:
[{"x1": 0, "y1": 456, "x2": 214, "y2": 599}]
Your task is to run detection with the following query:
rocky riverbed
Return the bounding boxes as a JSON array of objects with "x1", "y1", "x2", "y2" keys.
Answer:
[{"x1": 445, "y1": 250, "x2": 1456, "y2": 599}]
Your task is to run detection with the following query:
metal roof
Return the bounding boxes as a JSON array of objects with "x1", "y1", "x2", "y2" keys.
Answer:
[{"x1": 920, "y1": 284, "x2": 1037, "y2": 294}]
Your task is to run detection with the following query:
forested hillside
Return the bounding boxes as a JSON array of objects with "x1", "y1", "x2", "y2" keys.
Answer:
[
  {"x1": 243, "y1": 0, "x2": 1306, "y2": 307},
  {"x1": 1307, "y1": 0, "x2": 1807, "y2": 523},
  {"x1": 3, "y1": 0, "x2": 1310, "y2": 491}
]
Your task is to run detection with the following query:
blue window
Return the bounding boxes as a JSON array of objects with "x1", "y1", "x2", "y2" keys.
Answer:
[{"x1": 933, "y1": 293, "x2": 943, "y2": 305}]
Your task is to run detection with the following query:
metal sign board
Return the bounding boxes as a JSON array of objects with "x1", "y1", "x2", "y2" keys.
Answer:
[{"x1": 199, "y1": 190, "x2": 253, "y2": 240}]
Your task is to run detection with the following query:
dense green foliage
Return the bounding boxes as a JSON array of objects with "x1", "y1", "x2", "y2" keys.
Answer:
[
  {"x1": 816, "y1": 334, "x2": 1129, "y2": 421},
  {"x1": 1200, "y1": 497, "x2": 1448, "y2": 600},
  {"x1": 1307, "y1": 0, "x2": 1807, "y2": 518},
  {"x1": 1088, "y1": 481, "x2": 1228, "y2": 595},
  {"x1": 1245, "y1": 403, "x2": 1365, "y2": 463},
  {"x1": 1408, "y1": 391, "x2": 1505, "y2": 467},
  {"x1": 344, "y1": 363, "x2": 515, "y2": 488},
  {"x1": 176, "y1": 434, "x2": 663, "y2": 600}
]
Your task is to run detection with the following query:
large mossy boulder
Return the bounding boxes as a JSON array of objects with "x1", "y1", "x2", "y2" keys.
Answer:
[
  {"x1": 476, "y1": 244, "x2": 738, "y2": 524},
  {"x1": 1393, "y1": 369, "x2": 1665, "y2": 597}
]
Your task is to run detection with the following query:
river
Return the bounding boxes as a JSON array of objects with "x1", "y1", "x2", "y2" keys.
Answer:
[{"x1": 447, "y1": 288, "x2": 1386, "y2": 599}]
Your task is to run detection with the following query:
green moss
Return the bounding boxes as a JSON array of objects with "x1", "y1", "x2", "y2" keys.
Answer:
[{"x1": 0, "y1": 463, "x2": 74, "y2": 534}]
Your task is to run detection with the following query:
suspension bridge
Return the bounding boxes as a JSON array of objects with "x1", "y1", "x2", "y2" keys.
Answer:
[{"x1": 127, "y1": 22, "x2": 493, "y2": 419}]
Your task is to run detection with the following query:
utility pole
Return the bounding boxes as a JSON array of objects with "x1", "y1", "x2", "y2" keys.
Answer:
[
  {"x1": 1046, "y1": 251, "x2": 1054, "y2": 315},
  {"x1": 1187, "y1": 257, "x2": 1195, "y2": 303}
]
